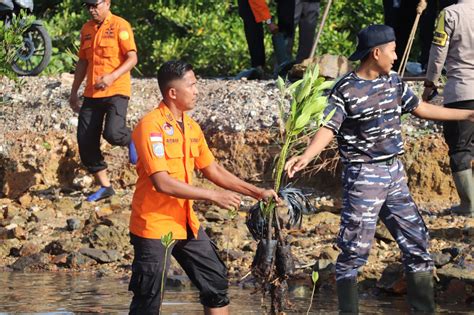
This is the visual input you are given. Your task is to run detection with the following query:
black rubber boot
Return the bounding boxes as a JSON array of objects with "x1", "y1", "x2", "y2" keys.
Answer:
[
  {"x1": 337, "y1": 278, "x2": 359, "y2": 314},
  {"x1": 452, "y1": 169, "x2": 474, "y2": 217},
  {"x1": 406, "y1": 271, "x2": 435, "y2": 313}
]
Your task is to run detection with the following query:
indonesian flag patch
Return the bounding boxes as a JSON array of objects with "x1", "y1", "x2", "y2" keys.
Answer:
[{"x1": 150, "y1": 132, "x2": 163, "y2": 142}]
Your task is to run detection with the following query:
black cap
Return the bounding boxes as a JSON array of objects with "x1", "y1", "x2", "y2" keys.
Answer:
[
  {"x1": 349, "y1": 25, "x2": 396, "y2": 61},
  {"x1": 82, "y1": 0, "x2": 101, "y2": 4}
]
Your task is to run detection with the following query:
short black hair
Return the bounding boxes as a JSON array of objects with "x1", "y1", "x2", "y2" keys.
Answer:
[
  {"x1": 360, "y1": 42, "x2": 392, "y2": 64},
  {"x1": 157, "y1": 60, "x2": 193, "y2": 97}
]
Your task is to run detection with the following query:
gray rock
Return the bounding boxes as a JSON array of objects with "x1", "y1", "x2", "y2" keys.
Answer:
[
  {"x1": 44, "y1": 240, "x2": 65, "y2": 255},
  {"x1": 441, "y1": 247, "x2": 461, "y2": 259},
  {"x1": 432, "y1": 252, "x2": 452, "y2": 267},
  {"x1": 79, "y1": 247, "x2": 121, "y2": 263},
  {"x1": 436, "y1": 266, "x2": 474, "y2": 285},
  {"x1": 90, "y1": 224, "x2": 129, "y2": 250},
  {"x1": 66, "y1": 218, "x2": 81, "y2": 231},
  {"x1": 11, "y1": 253, "x2": 50, "y2": 271},
  {"x1": 377, "y1": 263, "x2": 405, "y2": 293},
  {"x1": 0, "y1": 238, "x2": 20, "y2": 257},
  {"x1": 66, "y1": 252, "x2": 96, "y2": 268},
  {"x1": 312, "y1": 259, "x2": 335, "y2": 273},
  {"x1": 30, "y1": 207, "x2": 56, "y2": 223},
  {"x1": 204, "y1": 211, "x2": 224, "y2": 222},
  {"x1": 166, "y1": 275, "x2": 191, "y2": 288}
]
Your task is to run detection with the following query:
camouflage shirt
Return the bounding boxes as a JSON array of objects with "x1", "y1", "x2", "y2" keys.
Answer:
[{"x1": 323, "y1": 71, "x2": 420, "y2": 163}]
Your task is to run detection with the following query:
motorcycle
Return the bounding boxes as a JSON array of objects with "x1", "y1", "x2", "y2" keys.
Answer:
[{"x1": 0, "y1": 0, "x2": 52, "y2": 76}]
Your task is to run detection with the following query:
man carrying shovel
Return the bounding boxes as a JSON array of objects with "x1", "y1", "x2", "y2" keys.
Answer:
[{"x1": 285, "y1": 24, "x2": 474, "y2": 313}]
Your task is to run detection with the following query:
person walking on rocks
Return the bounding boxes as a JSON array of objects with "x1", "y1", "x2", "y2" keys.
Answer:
[
  {"x1": 422, "y1": 0, "x2": 474, "y2": 217},
  {"x1": 285, "y1": 24, "x2": 474, "y2": 314},
  {"x1": 128, "y1": 60, "x2": 279, "y2": 314},
  {"x1": 69, "y1": 0, "x2": 138, "y2": 202}
]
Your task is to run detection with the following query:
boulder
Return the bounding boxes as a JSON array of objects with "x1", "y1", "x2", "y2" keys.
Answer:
[
  {"x1": 290, "y1": 54, "x2": 353, "y2": 79},
  {"x1": 79, "y1": 247, "x2": 121, "y2": 263},
  {"x1": 11, "y1": 253, "x2": 50, "y2": 271},
  {"x1": 90, "y1": 224, "x2": 129, "y2": 250},
  {"x1": 377, "y1": 263, "x2": 406, "y2": 294},
  {"x1": 65, "y1": 252, "x2": 97, "y2": 268}
]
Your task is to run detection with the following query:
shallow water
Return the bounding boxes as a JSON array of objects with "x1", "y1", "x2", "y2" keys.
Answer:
[{"x1": 0, "y1": 272, "x2": 472, "y2": 314}]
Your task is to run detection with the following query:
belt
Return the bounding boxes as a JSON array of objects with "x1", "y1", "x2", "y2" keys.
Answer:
[
  {"x1": 349, "y1": 156, "x2": 398, "y2": 166},
  {"x1": 371, "y1": 156, "x2": 398, "y2": 165}
]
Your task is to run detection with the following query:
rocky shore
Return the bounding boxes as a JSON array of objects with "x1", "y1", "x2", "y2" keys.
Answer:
[{"x1": 0, "y1": 75, "x2": 473, "y2": 307}]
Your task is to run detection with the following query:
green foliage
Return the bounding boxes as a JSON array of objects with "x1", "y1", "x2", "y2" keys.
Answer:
[
  {"x1": 32, "y1": 0, "x2": 384, "y2": 76},
  {"x1": 0, "y1": 11, "x2": 34, "y2": 81},
  {"x1": 317, "y1": 0, "x2": 384, "y2": 56}
]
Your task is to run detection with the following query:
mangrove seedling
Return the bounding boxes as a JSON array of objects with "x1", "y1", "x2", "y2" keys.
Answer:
[
  {"x1": 159, "y1": 231, "x2": 175, "y2": 314},
  {"x1": 246, "y1": 64, "x2": 335, "y2": 314},
  {"x1": 306, "y1": 271, "x2": 319, "y2": 315},
  {"x1": 226, "y1": 207, "x2": 238, "y2": 264}
]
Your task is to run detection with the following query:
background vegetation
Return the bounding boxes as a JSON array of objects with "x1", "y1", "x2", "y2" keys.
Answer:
[{"x1": 32, "y1": 0, "x2": 384, "y2": 77}]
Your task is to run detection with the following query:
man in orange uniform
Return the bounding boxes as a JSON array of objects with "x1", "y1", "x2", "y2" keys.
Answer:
[
  {"x1": 69, "y1": 0, "x2": 138, "y2": 202},
  {"x1": 128, "y1": 60, "x2": 279, "y2": 314},
  {"x1": 237, "y1": 0, "x2": 294, "y2": 78}
]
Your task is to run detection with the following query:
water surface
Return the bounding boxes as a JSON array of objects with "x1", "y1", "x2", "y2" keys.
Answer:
[{"x1": 0, "y1": 272, "x2": 471, "y2": 314}]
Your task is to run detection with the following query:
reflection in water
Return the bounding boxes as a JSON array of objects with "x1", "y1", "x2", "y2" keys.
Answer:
[{"x1": 0, "y1": 272, "x2": 471, "y2": 314}]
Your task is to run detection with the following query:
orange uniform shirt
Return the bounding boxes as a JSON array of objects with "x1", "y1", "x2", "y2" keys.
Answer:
[
  {"x1": 78, "y1": 12, "x2": 137, "y2": 98},
  {"x1": 249, "y1": 0, "x2": 271, "y2": 23},
  {"x1": 130, "y1": 102, "x2": 215, "y2": 240}
]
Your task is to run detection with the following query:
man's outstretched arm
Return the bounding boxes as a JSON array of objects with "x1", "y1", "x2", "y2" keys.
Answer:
[
  {"x1": 412, "y1": 101, "x2": 474, "y2": 121},
  {"x1": 200, "y1": 162, "x2": 278, "y2": 201}
]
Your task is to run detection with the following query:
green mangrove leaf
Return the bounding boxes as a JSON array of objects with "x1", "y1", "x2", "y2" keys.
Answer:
[
  {"x1": 315, "y1": 80, "x2": 335, "y2": 92},
  {"x1": 296, "y1": 79, "x2": 312, "y2": 104},
  {"x1": 161, "y1": 231, "x2": 174, "y2": 247},
  {"x1": 276, "y1": 76, "x2": 285, "y2": 95},
  {"x1": 288, "y1": 78, "x2": 303, "y2": 93},
  {"x1": 312, "y1": 271, "x2": 319, "y2": 284},
  {"x1": 294, "y1": 111, "x2": 311, "y2": 130}
]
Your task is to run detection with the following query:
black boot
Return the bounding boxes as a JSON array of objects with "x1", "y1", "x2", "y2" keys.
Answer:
[
  {"x1": 406, "y1": 271, "x2": 435, "y2": 313},
  {"x1": 337, "y1": 278, "x2": 359, "y2": 314},
  {"x1": 452, "y1": 169, "x2": 474, "y2": 217}
]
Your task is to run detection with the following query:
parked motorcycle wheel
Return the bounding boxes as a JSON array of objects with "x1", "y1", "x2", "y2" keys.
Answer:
[{"x1": 12, "y1": 23, "x2": 52, "y2": 76}]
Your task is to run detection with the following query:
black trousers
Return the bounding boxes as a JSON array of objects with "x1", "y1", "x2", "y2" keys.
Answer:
[
  {"x1": 77, "y1": 95, "x2": 131, "y2": 174},
  {"x1": 238, "y1": 0, "x2": 295, "y2": 68},
  {"x1": 444, "y1": 100, "x2": 474, "y2": 172},
  {"x1": 128, "y1": 227, "x2": 229, "y2": 315}
]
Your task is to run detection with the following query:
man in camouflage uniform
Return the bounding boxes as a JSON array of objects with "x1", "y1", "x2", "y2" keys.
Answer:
[
  {"x1": 285, "y1": 24, "x2": 474, "y2": 314},
  {"x1": 423, "y1": 0, "x2": 474, "y2": 217}
]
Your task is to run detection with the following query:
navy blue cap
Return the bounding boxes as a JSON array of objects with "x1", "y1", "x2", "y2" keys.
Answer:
[
  {"x1": 82, "y1": 0, "x2": 101, "y2": 4},
  {"x1": 349, "y1": 25, "x2": 396, "y2": 61}
]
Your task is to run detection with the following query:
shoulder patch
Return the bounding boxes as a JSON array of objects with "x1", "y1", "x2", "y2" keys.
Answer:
[
  {"x1": 432, "y1": 10, "x2": 448, "y2": 47},
  {"x1": 119, "y1": 30, "x2": 130, "y2": 41},
  {"x1": 153, "y1": 142, "x2": 165, "y2": 157}
]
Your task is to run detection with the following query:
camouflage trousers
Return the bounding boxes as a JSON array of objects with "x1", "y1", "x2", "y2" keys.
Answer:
[{"x1": 335, "y1": 159, "x2": 433, "y2": 281}]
